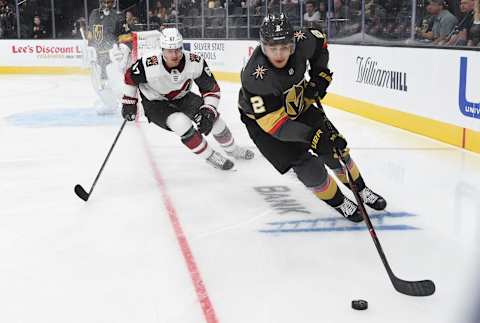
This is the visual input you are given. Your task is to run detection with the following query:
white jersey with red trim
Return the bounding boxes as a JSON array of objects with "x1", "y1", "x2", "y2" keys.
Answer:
[{"x1": 123, "y1": 51, "x2": 220, "y2": 109}]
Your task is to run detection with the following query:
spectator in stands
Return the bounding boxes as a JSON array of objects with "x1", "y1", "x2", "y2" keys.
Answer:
[
  {"x1": 268, "y1": 0, "x2": 281, "y2": 13},
  {"x1": 72, "y1": 17, "x2": 87, "y2": 39},
  {"x1": 31, "y1": 14, "x2": 47, "y2": 39},
  {"x1": 154, "y1": 0, "x2": 164, "y2": 11},
  {"x1": 364, "y1": 1, "x2": 387, "y2": 37},
  {"x1": 445, "y1": 0, "x2": 461, "y2": 17},
  {"x1": 124, "y1": 10, "x2": 138, "y2": 31},
  {"x1": 158, "y1": 0, "x2": 176, "y2": 20},
  {"x1": 245, "y1": 0, "x2": 263, "y2": 15},
  {"x1": 418, "y1": 0, "x2": 458, "y2": 43},
  {"x1": 318, "y1": 1, "x2": 327, "y2": 20},
  {"x1": 328, "y1": 0, "x2": 349, "y2": 36},
  {"x1": 304, "y1": 0, "x2": 321, "y2": 27},
  {"x1": 0, "y1": 0, "x2": 15, "y2": 38},
  {"x1": 282, "y1": 0, "x2": 299, "y2": 20},
  {"x1": 333, "y1": 0, "x2": 349, "y2": 18},
  {"x1": 416, "y1": 2, "x2": 435, "y2": 37},
  {"x1": 169, "y1": 2, "x2": 177, "y2": 21},
  {"x1": 443, "y1": 0, "x2": 474, "y2": 45},
  {"x1": 179, "y1": 0, "x2": 200, "y2": 16},
  {"x1": 341, "y1": 0, "x2": 362, "y2": 36},
  {"x1": 378, "y1": 0, "x2": 411, "y2": 39},
  {"x1": 148, "y1": 9, "x2": 162, "y2": 28},
  {"x1": 156, "y1": 5, "x2": 169, "y2": 22},
  {"x1": 225, "y1": 0, "x2": 242, "y2": 15},
  {"x1": 468, "y1": 0, "x2": 480, "y2": 45}
]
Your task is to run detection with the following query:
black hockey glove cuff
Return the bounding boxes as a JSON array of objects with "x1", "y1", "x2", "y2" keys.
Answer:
[
  {"x1": 304, "y1": 69, "x2": 333, "y2": 105},
  {"x1": 195, "y1": 104, "x2": 218, "y2": 136},
  {"x1": 310, "y1": 128, "x2": 347, "y2": 155},
  {"x1": 121, "y1": 95, "x2": 138, "y2": 121}
]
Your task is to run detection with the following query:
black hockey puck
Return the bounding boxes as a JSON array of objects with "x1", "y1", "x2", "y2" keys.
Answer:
[{"x1": 351, "y1": 299, "x2": 368, "y2": 310}]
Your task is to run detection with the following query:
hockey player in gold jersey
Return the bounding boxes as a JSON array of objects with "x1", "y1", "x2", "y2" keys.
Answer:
[{"x1": 238, "y1": 13, "x2": 386, "y2": 222}]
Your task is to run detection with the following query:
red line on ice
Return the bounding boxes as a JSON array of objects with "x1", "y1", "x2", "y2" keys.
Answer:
[{"x1": 138, "y1": 125, "x2": 219, "y2": 323}]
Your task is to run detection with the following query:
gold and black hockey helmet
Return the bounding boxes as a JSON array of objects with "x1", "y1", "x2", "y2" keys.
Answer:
[{"x1": 259, "y1": 13, "x2": 294, "y2": 46}]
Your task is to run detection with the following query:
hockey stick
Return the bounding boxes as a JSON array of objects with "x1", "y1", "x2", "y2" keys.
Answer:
[
  {"x1": 74, "y1": 119, "x2": 127, "y2": 201},
  {"x1": 315, "y1": 98, "x2": 435, "y2": 297}
]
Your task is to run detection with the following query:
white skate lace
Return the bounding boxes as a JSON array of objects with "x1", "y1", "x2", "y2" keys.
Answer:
[
  {"x1": 338, "y1": 199, "x2": 357, "y2": 217},
  {"x1": 360, "y1": 188, "x2": 378, "y2": 205},
  {"x1": 227, "y1": 146, "x2": 254, "y2": 160},
  {"x1": 207, "y1": 151, "x2": 228, "y2": 168}
]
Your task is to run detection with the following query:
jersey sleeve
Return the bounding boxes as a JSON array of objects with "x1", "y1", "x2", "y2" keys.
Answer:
[
  {"x1": 240, "y1": 86, "x2": 312, "y2": 143},
  {"x1": 191, "y1": 55, "x2": 221, "y2": 109},
  {"x1": 123, "y1": 58, "x2": 147, "y2": 98},
  {"x1": 303, "y1": 28, "x2": 330, "y2": 79}
]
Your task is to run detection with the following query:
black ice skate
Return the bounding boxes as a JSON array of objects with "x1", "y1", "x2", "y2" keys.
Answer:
[
  {"x1": 360, "y1": 187, "x2": 387, "y2": 210},
  {"x1": 206, "y1": 151, "x2": 234, "y2": 170},
  {"x1": 226, "y1": 146, "x2": 255, "y2": 160},
  {"x1": 334, "y1": 197, "x2": 363, "y2": 223}
]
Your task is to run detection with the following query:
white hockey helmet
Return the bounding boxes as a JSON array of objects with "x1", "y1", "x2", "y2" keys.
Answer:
[{"x1": 160, "y1": 28, "x2": 183, "y2": 50}]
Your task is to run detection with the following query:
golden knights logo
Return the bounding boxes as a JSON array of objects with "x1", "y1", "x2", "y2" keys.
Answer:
[
  {"x1": 93, "y1": 24, "x2": 104, "y2": 43},
  {"x1": 284, "y1": 83, "x2": 305, "y2": 119}
]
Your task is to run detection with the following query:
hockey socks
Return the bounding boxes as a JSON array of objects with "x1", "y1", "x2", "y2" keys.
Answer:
[
  {"x1": 181, "y1": 126, "x2": 234, "y2": 170},
  {"x1": 212, "y1": 118, "x2": 254, "y2": 160},
  {"x1": 181, "y1": 127, "x2": 212, "y2": 159},
  {"x1": 332, "y1": 157, "x2": 364, "y2": 189}
]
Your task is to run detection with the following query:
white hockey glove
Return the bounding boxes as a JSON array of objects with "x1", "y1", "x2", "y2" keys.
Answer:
[{"x1": 109, "y1": 43, "x2": 131, "y2": 69}]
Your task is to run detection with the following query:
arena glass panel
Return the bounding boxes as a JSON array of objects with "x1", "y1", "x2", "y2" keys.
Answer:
[
  {"x1": 362, "y1": 0, "x2": 413, "y2": 44},
  {"x1": 247, "y1": 0, "x2": 266, "y2": 39},
  {"x1": 226, "y1": 0, "x2": 246, "y2": 39},
  {"x1": 14, "y1": 0, "x2": 52, "y2": 39}
]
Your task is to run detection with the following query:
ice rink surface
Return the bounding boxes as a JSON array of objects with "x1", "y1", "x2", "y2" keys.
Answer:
[{"x1": 1, "y1": 75, "x2": 480, "y2": 323}]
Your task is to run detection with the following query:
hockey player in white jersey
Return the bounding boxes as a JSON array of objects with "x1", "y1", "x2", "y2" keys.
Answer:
[{"x1": 121, "y1": 28, "x2": 254, "y2": 170}]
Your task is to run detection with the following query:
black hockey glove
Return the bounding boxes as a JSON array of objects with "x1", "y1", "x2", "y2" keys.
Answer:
[
  {"x1": 194, "y1": 104, "x2": 218, "y2": 136},
  {"x1": 121, "y1": 95, "x2": 138, "y2": 121},
  {"x1": 310, "y1": 128, "x2": 347, "y2": 156},
  {"x1": 304, "y1": 69, "x2": 333, "y2": 106}
]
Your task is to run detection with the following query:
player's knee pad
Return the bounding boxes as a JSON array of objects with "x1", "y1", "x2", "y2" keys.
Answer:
[
  {"x1": 292, "y1": 153, "x2": 328, "y2": 188},
  {"x1": 211, "y1": 115, "x2": 226, "y2": 135},
  {"x1": 166, "y1": 112, "x2": 193, "y2": 137}
]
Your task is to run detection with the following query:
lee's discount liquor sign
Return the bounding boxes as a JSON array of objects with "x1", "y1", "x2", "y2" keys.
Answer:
[{"x1": 1, "y1": 39, "x2": 85, "y2": 67}]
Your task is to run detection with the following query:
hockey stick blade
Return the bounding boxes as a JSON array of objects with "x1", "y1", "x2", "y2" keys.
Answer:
[
  {"x1": 74, "y1": 184, "x2": 90, "y2": 202},
  {"x1": 393, "y1": 277, "x2": 435, "y2": 297}
]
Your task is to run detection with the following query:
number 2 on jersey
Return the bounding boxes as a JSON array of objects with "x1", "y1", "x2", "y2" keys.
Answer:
[{"x1": 250, "y1": 96, "x2": 266, "y2": 113}]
